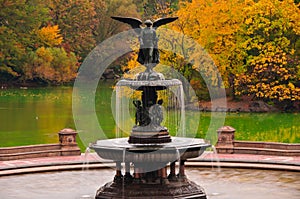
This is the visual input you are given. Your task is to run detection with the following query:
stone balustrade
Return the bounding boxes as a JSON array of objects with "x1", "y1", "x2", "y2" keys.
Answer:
[
  {"x1": 216, "y1": 126, "x2": 300, "y2": 156},
  {"x1": 0, "y1": 128, "x2": 81, "y2": 161}
]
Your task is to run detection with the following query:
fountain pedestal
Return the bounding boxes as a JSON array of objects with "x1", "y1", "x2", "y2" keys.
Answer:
[
  {"x1": 91, "y1": 138, "x2": 210, "y2": 199},
  {"x1": 96, "y1": 179, "x2": 206, "y2": 199}
]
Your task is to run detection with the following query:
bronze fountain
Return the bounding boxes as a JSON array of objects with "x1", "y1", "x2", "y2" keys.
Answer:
[{"x1": 90, "y1": 16, "x2": 210, "y2": 199}]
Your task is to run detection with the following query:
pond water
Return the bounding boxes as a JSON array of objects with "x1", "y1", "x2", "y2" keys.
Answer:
[
  {"x1": 0, "y1": 168, "x2": 299, "y2": 199},
  {"x1": 0, "y1": 81, "x2": 299, "y2": 150}
]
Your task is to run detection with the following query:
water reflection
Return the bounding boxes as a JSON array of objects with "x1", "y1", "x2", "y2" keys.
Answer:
[{"x1": 0, "y1": 87, "x2": 74, "y2": 146}]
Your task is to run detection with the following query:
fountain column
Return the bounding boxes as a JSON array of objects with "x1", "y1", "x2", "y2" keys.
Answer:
[
  {"x1": 124, "y1": 162, "x2": 132, "y2": 182},
  {"x1": 114, "y1": 161, "x2": 123, "y2": 183},
  {"x1": 160, "y1": 166, "x2": 169, "y2": 184},
  {"x1": 168, "y1": 161, "x2": 177, "y2": 181},
  {"x1": 178, "y1": 160, "x2": 187, "y2": 181},
  {"x1": 133, "y1": 165, "x2": 141, "y2": 183}
]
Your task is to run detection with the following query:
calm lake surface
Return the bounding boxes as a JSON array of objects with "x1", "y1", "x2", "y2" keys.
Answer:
[{"x1": 0, "y1": 81, "x2": 299, "y2": 150}]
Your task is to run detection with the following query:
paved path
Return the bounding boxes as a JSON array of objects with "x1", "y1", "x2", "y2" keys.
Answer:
[{"x1": 0, "y1": 152, "x2": 299, "y2": 176}]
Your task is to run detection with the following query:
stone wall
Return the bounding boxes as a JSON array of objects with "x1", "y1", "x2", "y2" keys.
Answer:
[
  {"x1": 0, "y1": 128, "x2": 81, "y2": 161},
  {"x1": 216, "y1": 126, "x2": 300, "y2": 156}
]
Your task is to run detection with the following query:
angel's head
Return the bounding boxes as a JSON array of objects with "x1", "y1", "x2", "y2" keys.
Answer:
[{"x1": 144, "y1": 20, "x2": 153, "y2": 27}]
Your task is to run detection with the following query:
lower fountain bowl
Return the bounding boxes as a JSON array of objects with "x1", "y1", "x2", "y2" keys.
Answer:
[{"x1": 90, "y1": 137, "x2": 211, "y2": 163}]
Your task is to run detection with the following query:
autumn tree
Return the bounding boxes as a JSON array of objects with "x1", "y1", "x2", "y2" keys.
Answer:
[
  {"x1": 147, "y1": 0, "x2": 247, "y2": 101},
  {"x1": 23, "y1": 47, "x2": 78, "y2": 84},
  {"x1": 48, "y1": 0, "x2": 100, "y2": 58},
  {"x1": 166, "y1": 0, "x2": 299, "y2": 108},
  {"x1": 136, "y1": 0, "x2": 179, "y2": 18},
  {"x1": 234, "y1": 0, "x2": 300, "y2": 108},
  {"x1": 122, "y1": 0, "x2": 236, "y2": 101},
  {"x1": 22, "y1": 24, "x2": 79, "y2": 84},
  {"x1": 0, "y1": 0, "x2": 80, "y2": 84},
  {"x1": 0, "y1": 0, "x2": 49, "y2": 81},
  {"x1": 94, "y1": 0, "x2": 140, "y2": 43}
]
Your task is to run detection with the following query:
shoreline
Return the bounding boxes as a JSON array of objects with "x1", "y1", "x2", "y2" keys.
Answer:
[
  {"x1": 194, "y1": 96, "x2": 300, "y2": 113},
  {"x1": 1, "y1": 81, "x2": 299, "y2": 113}
]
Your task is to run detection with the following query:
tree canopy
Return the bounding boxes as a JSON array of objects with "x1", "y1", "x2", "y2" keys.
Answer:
[
  {"x1": 0, "y1": 0, "x2": 299, "y2": 109},
  {"x1": 0, "y1": 0, "x2": 139, "y2": 84},
  {"x1": 234, "y1": 0, "x2": 300, "y2": 106},
  {"x1": 168, "y1": 0, "x2": 299, "y2": 107}
]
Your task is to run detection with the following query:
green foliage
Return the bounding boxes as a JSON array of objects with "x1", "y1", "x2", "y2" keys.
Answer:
[
  {"x1": 0, "y1": 0, "x2": 141, "y2": 84},
  {"x1": 138, "y1": 0, "x2": 179, "y2": 18},
  {"x1": 48, "y1": 0, "x2": 100, "y2": 58},
  {"x1": 0, "y1": 0, "x2": 49, "y2": 80},
  {"x1": 94, "y1": 0, "x2": 140, "y2": 43}
]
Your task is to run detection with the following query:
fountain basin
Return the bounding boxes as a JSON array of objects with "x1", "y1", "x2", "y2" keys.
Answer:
[{"x1": 1, "y1": 168, "x2": 299, "y2": 199}]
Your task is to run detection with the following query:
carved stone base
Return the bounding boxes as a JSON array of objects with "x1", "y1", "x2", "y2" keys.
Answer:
[{"x1": 95, "y1": 179, "x2": 207, "y2": 199}]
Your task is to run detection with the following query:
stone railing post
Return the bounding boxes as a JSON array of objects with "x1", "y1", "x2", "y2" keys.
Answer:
[
  {"x1": 58, "y1": 128, "x2": 81, "y2": 156},
  {"x1": 215, "y1": 126, "x2": 235, "y2": 154}
]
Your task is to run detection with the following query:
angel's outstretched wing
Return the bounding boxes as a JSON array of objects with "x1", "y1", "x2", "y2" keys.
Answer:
[
  {"x1": 153, "y1": 17, "x2": 178, "y2": 29},
  {"x1": 111, "y1": 16, "x2": 142, "y2": 34}
]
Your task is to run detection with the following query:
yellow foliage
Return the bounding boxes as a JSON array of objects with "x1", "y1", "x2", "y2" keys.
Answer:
[
  {"x1": 233, "y1": 0, "x2": 300, "y2": 104},
  {"x1": 37, "y1": 25, "x2": 63, "y2": 47},
  {"x1": 121, "y1": 53, "x2": 139, "y2": 77},
  {"x1": 173, "y1": 0, "x2": 248, "y2": 87},
  {"x1": 235, "y1": 50, "x2": 300, "y2": 102},
  {"x1": 36, "y1": 47, "x2": 53, "y2": 62}
]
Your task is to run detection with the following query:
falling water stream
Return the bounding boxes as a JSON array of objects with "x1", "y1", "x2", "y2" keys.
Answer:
[
  {"x1": 83, "y1": 147, "x2": 91, "y2": 167},
  {"x1": 122, "y1": 148, "x2": 126, "y2": 198},
  {"x1": 211, "y1": 145, "x2": 221, "y2": 173},
  {"x1": 80, "y1": 147, "x2": 93, "y2": 199},
  {"x1": 175, "y1": 147, "x2": 182, "y2": 177}
]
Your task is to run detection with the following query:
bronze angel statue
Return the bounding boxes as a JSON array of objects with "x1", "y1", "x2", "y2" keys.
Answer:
[{"x1": 111, "y1": 16, "x2": 178, "y2": 73}]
